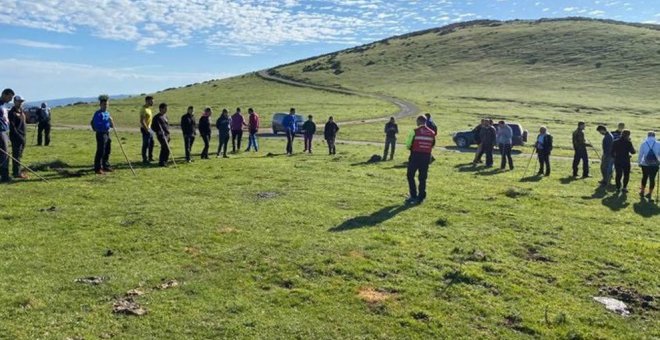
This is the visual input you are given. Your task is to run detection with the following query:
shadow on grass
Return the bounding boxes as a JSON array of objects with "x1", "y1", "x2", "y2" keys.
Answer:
[
  {"x1": 632, "y1": 198, "x2": 659, "y2": 218},
  {"x1": 329, "y1": 204, "x2": 414, "y2": 232},
  {"x1": 520, "y1": 175, "x2": 543, "y2": 182},
  {"x1": 388, "y1": 162, "x2": 408, "y2": 169},
  {"x1": 582, "y1": 186, "x2": 608, "y2": 200},
  {"x1": 601, "y1": 192, "x2": 630, "y2": 211},
  {"x1": 559, "y1": 176, "x2": 579, "y2": 185}
]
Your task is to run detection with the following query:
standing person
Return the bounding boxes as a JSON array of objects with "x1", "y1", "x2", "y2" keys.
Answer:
[
  {"x1": 472, "y1": 119, "x2": 486, "y2": 164},
  {"x1": 151, "y1": 103, "x2": 171, "y2": 167},
  {"x1": 638, "y1": 131, "x2": 660, "y2": 198},
  {"x1": 405, "y1": 115, "x2": 437, "y2": 204},
  {"x1": 425, "y1": 113, "x2": 438, "y2": 134},
  {"x1": 324, "y1": 116, "x2": 339, "y2": 155},
  {"x1": 383, "y1": 117, "x2": 398, "y2": 161},
  {"x1": 9, "y1": 95, "x2": 27, "y2": 179},
  {"x1": 536, "y1": 126, "x2": 553, "y2": 176},
  {"x1": 245, "y1": 108, "x2": 259, "y2": 152},
  {"x1": 572, "y1": 122, "x2": 591, "y2": 178},
  {"x1": 90, "y1": 95, "x2": 114, "y2": 174},
  {"x1": 597, "y1": 125, "x2": 614, "y2": 186},
  {"x1": 37, "y1": 102, "x2": 51, "y2": 146},
  {"x1": 611, "y1": 130, "x2": 635, "y2": 193},
  {"x1": 0, "y1": 88, "x2": 15, "y2": 182},
  {"x1": 282, "y1": 108, "x2": 297, "y2": 155},
  {"x1": 139, "y1": 96, "x2": 155, "y2": 164},
  {"x1": 230, "y1": 108, "x2": 245, "y2": 153},
  {"x1": 216, "y1": 109, "x2": 231, "y2": 158},
  {"x1": 496, "y1": 121, "x2": 514, "y2": 170},
  {"x1": 302, "y1": 115, "x2": 316, "y2": 153},
  {"x1": 180, "y1": 106, "x2": 197, "y2": 163},
  {"x1": 199, "y1": 107, "x2": 212, "y2": 159},
  {"x1": 481, "y1": 119, "x2": 497, "y2": 168},
  {"x1": 611, "y1": 122, "x2": 625, "y2": 141}
]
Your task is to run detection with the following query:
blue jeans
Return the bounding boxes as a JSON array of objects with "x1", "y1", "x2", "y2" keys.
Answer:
[
  {"x1": 247, "y1": 130, "x2": 258, "y2": 151},
  {"x1": 141, "y1": 128, "x2": 154, "y2": 162}
]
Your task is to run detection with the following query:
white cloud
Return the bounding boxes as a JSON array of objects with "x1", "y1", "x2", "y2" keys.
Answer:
[
  {"x1": 0, "y1": 39, "x2": 74, "y2": 49},
  {"x1": 0, "y1": 58, "x2": 231, "y2": 100}
]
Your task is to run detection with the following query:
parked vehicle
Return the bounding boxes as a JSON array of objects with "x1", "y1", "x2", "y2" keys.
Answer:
[
  {"x1": 25, "y1": 107, "x2": 41, "y2": 124},
  {"x1": 271, "y1": 113, "x2": 305, "y2": 134},
  {"x1": 452, "y1": 122, "x2": 528, "y2": 148}
]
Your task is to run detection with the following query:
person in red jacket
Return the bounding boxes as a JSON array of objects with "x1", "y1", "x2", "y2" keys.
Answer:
[
  {"x1": 245, "y1": 108, "x2": 260, "y2": 152},
  {"x1": 405, "y1": 115, "x2": 436, "y2": 204},
  {"x1": 230, "y1": 108, "x2": 246, "y2": 153}
]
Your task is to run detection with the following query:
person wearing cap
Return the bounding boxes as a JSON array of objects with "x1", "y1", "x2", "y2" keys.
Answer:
[
  {"x1": 572, "y1": 122, "x2": 591, "y2": 178},
  {"x1": 536, "y1": 126, "x2": 553, "y2": 176},
  {"x1": 199, "y1": 107, "x2": 212, "y2": 159},
  {"x1": 180, "y1": 106, "x2": 197, "y2": 163},
  {"x1": 383, "y1": 117, "x2": 398, "y2": 161},
  {"x1": 405, "y1": 115, "x2": 436, "y2": 204},
  {"x1": 245, "y1": 108, "x2": 259, "y2": 152},
  {"x1": 302, "y1": 115, "x2": 316, "y2": 153},
  {"x1": 596, "y1": 125, "x2": 614, "y2": 186},
  {"x1": 90, "y1": 95, "x2": 114, "y2": 174},
  {"x1": 0, "y1": 88, "x2": 16, "y2": 182},
  {"x1": 496, "y1": 120, "x2": 514, "y2": 170},
  {"x1": 139, "y1": 96, "x2": 155, "y2": 164},
  {"x1": 8, "y1": 95, "x2": 28, "y2": 179},
  {"x1": 37, "y1": 102, "x2": 52, "y2": 146}
]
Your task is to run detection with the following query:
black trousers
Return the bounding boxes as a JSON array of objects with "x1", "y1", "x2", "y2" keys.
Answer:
[
  {"x1": 407, "y1": 152, "x2": 431, "y2": 200},
  {"x1": 94, "y1": 132, "x2": 111, "y2": 171},
  {"x1": 614, "y1": 162, "x2": 631, "y2": 190},
  {"x1": 286, "y1": 130, "x2": 295, "y2": 154},
  {"x1": 499, "y1": 143, "x2": 513, "y2": 169},
  {"x1": 384, "y1": 137, "x2": 396, "y2": 160},
  {"x1": 183, "y1": 134, "x2": 195, "y2": 161},
  {"x1": 11, "y1": 139, "x2": 25, "y2": 177},
  {"x1": 537, "y1": 149, "x2": 551, "y2": 175},
  {"x1": 573, "y1": 147, "x2": 589, "y2": 176},
  {"x1": 157, "y1": 134, "x2": 170, "y2": 165},
  {"x1": 0, "y1": 132, "x2": 10, "y2": 180},
  {"x1": 641, "y1": 166, "x2": 659, "y2": 190},
  {"x1": 38, "y1": 122, "x2": 51, "y2": 146},
  {"x1": 141, "y1": 128, "x2": 154, "y2": 162},
  {"x1": 483, "y1": 143, "x2": 494, "y2": 167},
  {"x1": 231, "y1": 130, "x2": 242, "y2": 152},
  {"x1": 217, "y1": 134, "x2": 229, "y2": 156},
  {"x1": 326, "y1": 137, "x2": 336, "y2": 155},
  {"x1": 200, "y1": 133, "x2": 210, "y2": 158}
]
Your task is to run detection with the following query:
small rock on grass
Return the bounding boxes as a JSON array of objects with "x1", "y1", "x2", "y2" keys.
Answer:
[
  {"x1": 74, "y1": 276, "x2": 107, "y2": 285},
  {"x1": 156, "y1": 279, "x2": 179, "y2": 290},
  {"x1": 112, "y1": 297, "x2": 147, "y2": 316},
  {"x1": 593, "y1": 296, "x2": 630, "y2": 316},
  {"x1": 126, "y1": 288, "x2": 145, "y2": 296}
]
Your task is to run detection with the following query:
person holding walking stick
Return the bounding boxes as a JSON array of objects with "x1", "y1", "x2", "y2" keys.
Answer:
[
  {"x1": 638, "y1": 131, "x2": 660, "y2": 199},
  {"x1": 9, "y1": 95, "x2": 28, "y2": 179},
  {"x1": 596, "y1": 125, "x2": 614, "y2": 187},
  {"x1": 535, "y1": 126, "x2": 553, "y2": 177},
  {"x1": 0, "y1": 88, "x2": 16, "y2": 183},
  {"x1": 152, "y1": 103, "x2": 172, "y2": 167},
  {"x1": 572, "y1": 122, "x2": 591, "y2": 178},
  {"x1": 90, "y1": 95, "x2": 114, "y2": 175}
]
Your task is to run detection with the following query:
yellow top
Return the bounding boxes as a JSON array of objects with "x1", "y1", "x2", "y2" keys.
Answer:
[{"x1": 140, "y1": 105, "x2": 153, "y2": 129}]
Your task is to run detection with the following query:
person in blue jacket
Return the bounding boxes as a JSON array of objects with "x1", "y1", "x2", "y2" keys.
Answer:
[
  {"x1": 283, "y1": 108, "x2": 298, "y2": 155},
  {"x1": 90, "y1": 95, "x2": 114, "y2": 174}
]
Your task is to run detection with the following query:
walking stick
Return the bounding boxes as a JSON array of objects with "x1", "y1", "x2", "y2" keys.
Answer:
[
  {"x1": 112, "y1": 127, "x2": 137, "y2": 177},
  {"x1": 521, "y1": 145, "x2": 537, "y2": 179},
  {"x1": 32, "y1": 124, "x2": 37, "y2": 145},
  {"x1": 656, "y1": 170, "x2": 659, "y2": 203},
  {"x1": 0, "y1": 147, "x2": 49, "y2": 182},
  {"x1": 162, "y1": 135, "x2": 178, "y2": 168}
]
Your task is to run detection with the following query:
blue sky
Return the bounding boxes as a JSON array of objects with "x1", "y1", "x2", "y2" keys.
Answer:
[{"x1": 1, "y1": 0, "x2": 658, "y2": 101}]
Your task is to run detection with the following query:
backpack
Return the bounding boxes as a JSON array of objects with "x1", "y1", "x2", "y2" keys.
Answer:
[{"x1": 645, "y1": 142, "x2": 659, "y2": 166}]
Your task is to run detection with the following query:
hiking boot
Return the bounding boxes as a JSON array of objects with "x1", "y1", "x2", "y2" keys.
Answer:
[
  {"x1": 95, "y1": 169, "x2": 105, "y2": 175},
  {"x1": 16, "y1": 173, "x2": 28, "y2": 179},
  {"x1": 0, "y1": 177, "x2": 12, "y2": 183},
  {"x1": 404, "y1": 196, "x2": 419, "y2": 205},
  {"x1": 103, "y1": 167, "x2": 114, "y2": 172}
]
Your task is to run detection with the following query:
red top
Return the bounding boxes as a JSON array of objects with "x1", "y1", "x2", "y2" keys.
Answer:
[
  {"x1": 411, "y1": 126, "x2": 436, "y2": 154},
  {"x1": 248, "y1": 113, "x2": 260, "y2": 131}
]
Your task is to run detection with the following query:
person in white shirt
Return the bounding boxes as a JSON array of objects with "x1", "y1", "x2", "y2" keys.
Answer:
[{"x1": 637, "y1": 131, "x2": 660, "y2": 198}]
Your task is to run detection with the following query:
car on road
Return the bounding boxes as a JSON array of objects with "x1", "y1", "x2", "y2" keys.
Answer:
[
  {"x1": 452, "y1": 122, "x2": 528, "y2": 148},
  {"x1": 271, "y1": 113, "x2": 305, "y2": 134}
]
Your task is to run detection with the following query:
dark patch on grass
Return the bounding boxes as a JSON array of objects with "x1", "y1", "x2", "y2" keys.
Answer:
[
  {"x1": 256, "y1": 191, "x2": 280, "y2": 200},
  {"x1": 503, "y1": 313, "x2": 537, "y2": 335},
  {"x1": 435, "y1": 217, "x2": 449, "y2": 227},
  {"x1": 279, "y1": 279, "x2": 294, "y2": 289},
  {"x1": 599, "y1": 286, "x2": 657, "y2": 312},
  {"x1": 104, "y1": 250, "x2": 114, "y2": 257},
  {"x1": 30, "y1": 160, "x2": 69, "y2": 171},
  {"x1": 504, "y1": 187, "x2": 532, "y2": 198},
  {"x1": 411, "y1": 311, "x2": 430, "y2": 322},
  {"x1": 39, "y1": 206, "x2": 58, "y2": 212},
  {"x1": 524, "y1": 245, "x2": 554, "y2": 262}
]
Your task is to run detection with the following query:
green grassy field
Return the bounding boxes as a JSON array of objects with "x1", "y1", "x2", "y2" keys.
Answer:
[
  {"x1": 1, "y1": 129, "x2": 658, "y2": 339},
  {"x1": 52, "y1": 74, "x2": 395, "y2": 129}
]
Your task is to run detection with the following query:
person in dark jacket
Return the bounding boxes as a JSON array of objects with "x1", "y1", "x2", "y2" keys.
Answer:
[
  {"x1": 9, "y1": 96, "x2": 27, "y2": 179},
  {"x1": 199, "y1": 107, "x2": 212, "y2": 159},
  {"x1": 180, "y1": 106, "x2": 197, "y2": 163},
  {"x1": 405, "y1": 115, "x2": 437, "y2": 204},
  {"x1": 282, "y1": 108, "x2": 297, "y2": 155},
  {"x1": 425, "y1": 113, "x2": 438, "y2": 135},
  {"x1": 535, "y1": 126, "x2": 553, "y2": 176},
  {"x1": 472, "y1": 119, "x2": 486, "y2": 164},
  {"x1": 231, "y1": 108, "x2": 245, "y2": 153},
  {"x1": 611, "y1": 129, "x2": 635, "y2": 193},
  {"x1": 37, "y1": 102, "x2": 52, "y2": 146},
  {"x1": 245, "y1": 108, "x2": 259, "y2": 152},
  {"x1": 151, "y1": 103, "x2": 171, "y2": 167},
  {"x1": 480, "y1": 119, "x2": 497, "y2": 168},
  {"x1": 302, "y1": 115, "x2": 316, "y2": 153},
  {"x1": 0, "y1": 88, "x2": 15, "y2": 182},
  {"x1": 216, "y1": 109, "x2": 231, "y2": 158},
  {"x1": 383, "y1": 117, "x2": 398, "y2": 161},
  {"x1": 611, "y1": 122, "x2": 625, "y2": 141},
  {"x1": 90, "y1": 95, "x2": 114, "y2": 174},
  {"x1": 324, "y1": 116, "x2": 339, "y2": 155},
  {"x1": 496, "y1": 121, "x2": 513, "y2": 170},
  {"x1": 572, "y1": 122, "x2": 591, "y2": 178},
  {"x1": 597, "y1": 125, "x2": 614, "y2": 186}
]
